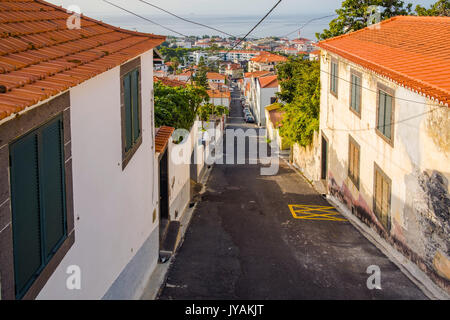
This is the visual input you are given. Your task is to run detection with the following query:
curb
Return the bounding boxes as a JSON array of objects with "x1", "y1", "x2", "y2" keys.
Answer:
[
  {"x1": 328, "y1": 195, "x2": 449, "y2": 301},
  {"x1": 280, "y1": 155, "x2": 449, "y2": 300},
  {"x1": 140, "y1": 164, "x2": 214, "y2": 300}
]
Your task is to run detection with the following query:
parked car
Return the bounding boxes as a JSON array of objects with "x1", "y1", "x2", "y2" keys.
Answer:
[{"x1": 245, "y1": 115, "x2": 255, "y2": 123}]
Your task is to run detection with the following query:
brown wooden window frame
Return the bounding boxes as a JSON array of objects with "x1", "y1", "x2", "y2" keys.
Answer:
[
  {"x1": 373, "y1": 163, "x2": 391, "y2": 231},
  {"x1": 348, "y1": 135, "x2": 360, "y2": 190},
  {"x1": 349, "y1": 69, "x2": 362, "y2": 117},
  {"x1": 120, "y1": 57, "x2": 143, "y2": 170},
  {"x1": 375, "y1": 83, "x2": 395, "y2": 147}
]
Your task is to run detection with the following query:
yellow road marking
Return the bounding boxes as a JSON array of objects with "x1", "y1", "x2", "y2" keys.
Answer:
[{"x1": 289, "y1": 204, "x2": 347, "y2": 222}]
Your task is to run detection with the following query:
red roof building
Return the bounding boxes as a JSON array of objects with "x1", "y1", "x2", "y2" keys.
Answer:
[
  {"x1": 0, "y1": 0, "x2": 165, "y2": 120},
  {"x1": 258, "y1": 75, "x2": 278, "y2": 88},
  {"x1": 317, "y1": 16, "x2": 450, "y2": 106}
]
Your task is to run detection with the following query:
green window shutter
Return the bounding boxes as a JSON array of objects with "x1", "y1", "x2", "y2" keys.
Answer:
[
  {"x1": 351, "y1": 75, "x2": 356, "y2": 110},
  {"x1": 124, "y1": 74, "x2": 133, "y2": 151},
  {"x1": 355, "y1": 79, "x2": 359, "y2": 111},
  {"x1": 10, "y1": 133, "x2": 42, "y2": 298},
  {"x1": 131, "y1": 69, "x2": 140, "y2": 143},
  {"x1": 378, "y1": 90, "x2": 386, "y2": 134},
  {"x1": 355, "y1": 76, "x2": 360, "y2": 113},
  {"x1": 330, "y1": 63, "x2": 334, "y2": 93},
  {"x1": 40, "y1": 118, "x2": 66, "y2": 259},
  {"x1": 384, "y1": 94, "x2": 392, "y2": 139},
  {"x1": 333, "y1": 63, "x2": 338, "y2": 94}
]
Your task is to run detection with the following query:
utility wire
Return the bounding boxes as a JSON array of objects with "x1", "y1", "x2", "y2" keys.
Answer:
[
  {"x1": 136, "y1": 0, "x2": 236, "y2": 38},
  {"x1": 102, "y1": 0, "x2": 189, "y2": 37},
  {"x1": 319, "y1": 67, "x2": 447, "y2": 107},
  {"x1": 326, "y1": 106, "x2": 442, "y2": 132},
  {"x1": 232, "y1": 0, "x2": 282, "y2": 50},
  {"x1": 186, "y1": 0, "x2": 283, "y2": 83},
  {"x1": 281, "y1": 13, "x2": 337, "y2": 38}
]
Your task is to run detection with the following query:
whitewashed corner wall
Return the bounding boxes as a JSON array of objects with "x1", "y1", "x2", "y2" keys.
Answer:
[{"x1": 37, "y1": 50, "x2": 159, "y2": 299}]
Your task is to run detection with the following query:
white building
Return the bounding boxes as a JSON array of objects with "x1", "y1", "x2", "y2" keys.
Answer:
[
  {"x1": 317, "y1": 16, "x2": 450, "y2": 289},
  {"x1": 251, "y1": 75, "x2": 279, "y2": 126},
  {"x1": 190, "y1": 51, "x2": 209, "y2": 65},
  {"x1": 207, "y1": 90, "x2": 231, "y2": 109},
  {"x1": 0, "y1": 1, "x2": 165, "y2": 300},
  {"x1": 219, "y1": 50, "x2": 261, "y2": 63},
  {"x1": 207, "y1": 72, "x2": 226, "y2": 85}
]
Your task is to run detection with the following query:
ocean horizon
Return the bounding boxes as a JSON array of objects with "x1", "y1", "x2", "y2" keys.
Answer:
[{"x1": 93, "y1": 13, "x2": 336, "y2": 41}]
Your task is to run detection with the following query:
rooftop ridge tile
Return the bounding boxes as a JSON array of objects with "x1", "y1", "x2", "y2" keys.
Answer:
[{"x1": 317, "y1": 16, "x2": 450, "y2": 106}]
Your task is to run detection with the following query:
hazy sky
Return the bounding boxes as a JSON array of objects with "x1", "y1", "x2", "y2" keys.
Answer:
[
  {"x1": 47, "y1": 0, "x2": 438, "y2": 38},
  {"x1": 49, "y1": 0, "x2": 437, "y2": 16}
]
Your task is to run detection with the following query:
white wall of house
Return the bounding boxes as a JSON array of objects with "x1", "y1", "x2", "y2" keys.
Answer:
[
  {"x1": 319, "y1": 50, "x2": 450, "y2": 282},
  {"x1": 210, "y1": 97, "x2": 230, "y2": 109},
  {"x1": 168, "y1": 129, "x2": 192, "y2": 221},
  {"x1": 208, "y1": 79, "x2": 225, "y2": 84},
  {"x1": 37, "y1": 50, "x2": 159, "y2": 299},
  {"x1": 255, "y1": 83, "x2": 277, "y2": 127}
]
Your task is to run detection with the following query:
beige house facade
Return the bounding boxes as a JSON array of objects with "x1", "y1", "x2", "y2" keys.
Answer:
[{"x1": 317, "y1": 16, "x2": 450, "y2": 292}]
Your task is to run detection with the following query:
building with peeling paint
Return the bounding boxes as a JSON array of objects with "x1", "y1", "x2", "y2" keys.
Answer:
[{"x1": 316, "y1": 16, "x2": 450, "y2": 293}]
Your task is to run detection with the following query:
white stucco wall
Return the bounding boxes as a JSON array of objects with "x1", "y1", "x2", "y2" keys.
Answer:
[
  {"x1": 210, "y1": 97, "x2": 230, "y2": 109},
  {"x1": 255, "y1": 84, "x2": 277, "y2": 127},
  {"x1": 37, "y1": 50, "x2": 158, "y2": 299},
  {"x1": 319, "y1": 50, "x2": 450, "y2": 282}
]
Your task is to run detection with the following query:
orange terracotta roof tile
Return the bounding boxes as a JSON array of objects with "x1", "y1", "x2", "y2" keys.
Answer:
[
  {"x1": 207, "y1": 89, "x2": 230, "y2": 99},
  {"x1": 155, "y1": 126, "x2": 175, "y2": 153},
  {"x1": 268, "y1": 108, "x2": 284, "y2": 128},
  {"x1": 244, "y1": 70, "x2": 271, "y2": 78},
  {"x1": 177, "y1": 70, "x2": 193, "y2": 77},
  {"x1": 258, "y1": 74, "x2": 278, "y2": 88},
  {"x1": 0, "y1": 0, "x2": 165, "y2": 121},
  {"x1": 206, "y1": 72, "x2": 226, "y2": 80},
  {"x1": 154, "y1": 76, "x2": 186, "y2": 87},
  {"x1": 317, "y1": 16, "x2": 450, "y2": 106},
  {"x1": 250, "y1": 52, "x2": 287, "y2": 63}
]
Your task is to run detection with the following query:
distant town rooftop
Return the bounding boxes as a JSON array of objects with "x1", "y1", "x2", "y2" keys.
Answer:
[
  {"x1": 154, "y1": 76, "x2": 187, "y2": 88},
  {"x1": 317, "y1": 16, "x2": 450, "y2": 106},
  {"x1": 207, "y1": 72, "x2": 226, "y2": 80},
  {"x1": 258, "y1": 75, "x2": 278, "y2": 88},
  {"x1": 251, "y1": 52, "x2": 288, "y2": 63}
]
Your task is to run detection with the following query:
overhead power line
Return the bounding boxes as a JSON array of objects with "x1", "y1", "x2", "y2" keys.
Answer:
[
  {"x1": 186, "y1": 0, "x2": 283, "y2": 83},
  {"x1": 136, "y1": 0, "x2": 236, "y2": 38},
  {"x1": 319, "y1": 67, "x2": 447, "y2": 107},
  {"x1": 281, "y1": 13, "x2": 337, "y2": 38},
  {"x1": 232, "y1": 0, "x2": 282, "y2": 49},
  {"x1": 102, "y1": 0, "x2": 189, "y2": 37},
  {"x1": 326, "y1": 106, "x2": 442, "y2": 133}
]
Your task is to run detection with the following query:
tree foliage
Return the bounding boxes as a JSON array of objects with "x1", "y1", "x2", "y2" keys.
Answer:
[
  {"x1": 276, "y1": 57, "x2": 321, "y2": 147},
  {"x1": 154, "y1": 82, "x2": 209, "y2": 130},
  {"x1": 194, "y1": 69, "x2": 209, "y2": 89},
  {"x1": 197, "y1": 103, "x2": 229, "y2": 123},
  {"x1": 158, "y1": 47, "x2": 195, "y2": 62},
  {"x1": 415, "y1": 0, "x2": 450, "y2": 16},
  {"x1": 316, "y1": 0, "x2": 413, "y2": 40}
]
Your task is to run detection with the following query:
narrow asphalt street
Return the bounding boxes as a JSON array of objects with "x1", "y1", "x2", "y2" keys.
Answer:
[{"x1": 158, "y1": 85, "x2": 427, "y2": 300}]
